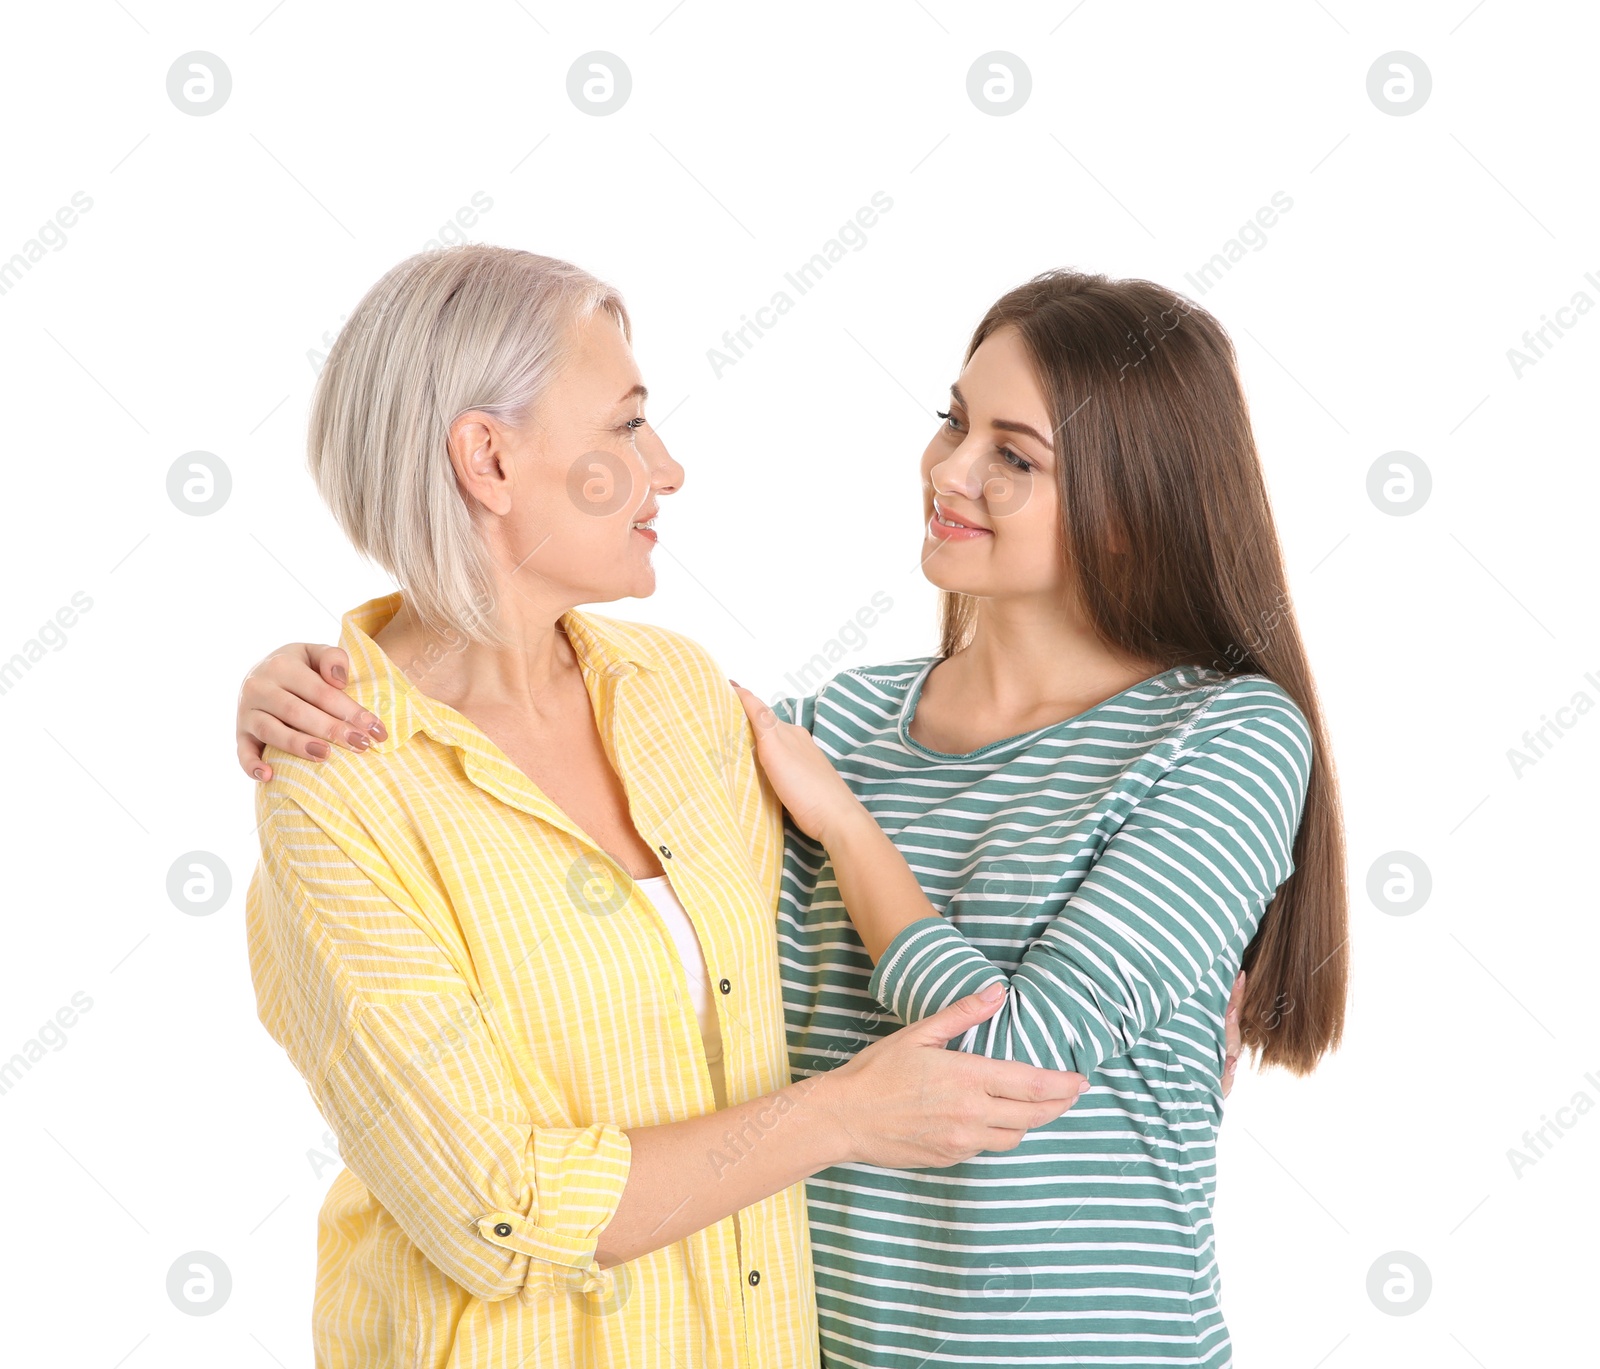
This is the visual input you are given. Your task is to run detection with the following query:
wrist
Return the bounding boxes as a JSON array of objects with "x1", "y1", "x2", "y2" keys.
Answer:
[
  {"x1": 817, "y1": 796, "x2": 879, "y2": 854},
  {"x1": 789, "y1": 1068, "x2": 859, "y2": 1169}
]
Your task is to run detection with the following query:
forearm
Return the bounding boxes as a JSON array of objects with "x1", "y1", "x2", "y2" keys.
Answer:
[
  {"x1": 823, "y1": 805, "x2": 945, "y2": 962},
  {"x1": 596, "y1": 1073, "x2": 846, "y2": 1266}
]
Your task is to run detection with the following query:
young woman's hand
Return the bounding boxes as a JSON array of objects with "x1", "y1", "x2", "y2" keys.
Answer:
[
  {"x1": 729, "y1": 682, "x2": 862, "y2": 844},
  {"x1": 809, "y1": 982, "x2": 1092, "y2": 1168},
  {"x1": 237, "y1": 642, "x2": 384, "y2": 781}
]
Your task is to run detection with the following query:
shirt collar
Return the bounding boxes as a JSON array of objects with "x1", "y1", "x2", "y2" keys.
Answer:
[{"x1": 338, "y1": 593, "x2": 666, "y2": 754}]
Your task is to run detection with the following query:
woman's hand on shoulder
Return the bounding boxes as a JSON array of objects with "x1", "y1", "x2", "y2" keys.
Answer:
[
  {"x1": 729, "y1": 681, "x2": 861, "y2": 844},
  {"x1": 237, "y1": 643, "x2": 386, "y2": 781}
]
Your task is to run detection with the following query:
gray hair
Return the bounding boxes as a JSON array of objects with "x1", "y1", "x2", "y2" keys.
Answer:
[{"x1": 307, "y1": 244, "x2": 631, "y2": 644}]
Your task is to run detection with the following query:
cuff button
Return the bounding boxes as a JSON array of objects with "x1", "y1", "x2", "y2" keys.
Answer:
[{"x1": 493, "y1": 1222, "x2": 513, "y2": 1237}]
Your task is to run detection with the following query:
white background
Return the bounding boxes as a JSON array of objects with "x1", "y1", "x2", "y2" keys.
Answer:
[{"x1": 1, "y1": 2, "x2": 1595, "y2": 1366}]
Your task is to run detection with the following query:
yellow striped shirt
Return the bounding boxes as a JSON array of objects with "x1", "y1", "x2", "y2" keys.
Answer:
[{"x1": 245, "y1": 592, "x2": 818, "y2": 1368}]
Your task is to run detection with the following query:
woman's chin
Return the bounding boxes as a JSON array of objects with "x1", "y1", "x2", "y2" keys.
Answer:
[
  {"x1": 918, "y1": 555, "x2": 973, "y2": 595},
  {"x1": 620, "y1": 568, "x2": 657, "y2": 600}
]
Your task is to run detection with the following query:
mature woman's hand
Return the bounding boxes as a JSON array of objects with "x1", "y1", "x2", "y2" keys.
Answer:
[
  {"x1": 808, "y1": 982, "x2": 1091, "y2": 1168},
  {"x1": 1222, "y1": 970, "x2": 1246, "y2": 1098},
  {"x1": 237, "y1": 642, "x2": 384, "y2": 780},
  {"x1": 729, "y1": 682, "x2": 862, "y2": 843}
]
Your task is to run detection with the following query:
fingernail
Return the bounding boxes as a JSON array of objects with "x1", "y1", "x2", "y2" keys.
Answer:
[
  {"x1": 1226, "y1": 1006, "x2": 1239, "y2": 1023},
  {"x1": 977, "y1": 982, "x2": 1005, "y2": 1003},
  {"x1": 367, "y1": 718, "x2": 387, "y2": 739},
  {"x1": 307, "y1": 741, "x2": 330, "y2": 759},
  {"x1": 1077, "y1": 1078, "x2": 1093, "y2": 1094},
  {"x1": 347, "y1": 732, "x2": 370, "y2": 751},
  {"x1": 729, "y1": 679, "x2": 742, "y2": 688},
  {"x1": 252, "y1": 767, "x2": 268, "y2": 782},
  {"x1": 331, "y1": 665, "x2": 347, "y2": 684}
]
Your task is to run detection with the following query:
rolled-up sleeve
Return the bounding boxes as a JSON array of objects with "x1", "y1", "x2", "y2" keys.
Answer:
[{"x1": 249, "y1": 796, "x2": 632, "y2": 1302}]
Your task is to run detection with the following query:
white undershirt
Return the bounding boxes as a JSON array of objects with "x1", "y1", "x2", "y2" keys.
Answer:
[
  {"x1": 634, "y1": 874, "x2": 741, "y2": 1259},
  {"x1": 634, "y1": 875, "x2": 727, "y2": 1110}
]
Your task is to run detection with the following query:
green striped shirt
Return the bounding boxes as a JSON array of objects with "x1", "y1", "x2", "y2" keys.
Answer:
[{"x1": 772, "y1": 658, "x2": 1312, "y2": 1367}]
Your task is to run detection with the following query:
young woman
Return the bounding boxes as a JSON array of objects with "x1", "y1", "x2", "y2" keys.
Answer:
[
  {"x1": 239, "y1": 267, "x2": 1340, "y2": 1366},
  {"x1": 726, "y1": 274, "x2": 1347, "y2": 1366},
  {"x1": 238, "y1": 244, "x2": 1098, "y2": 1369}
]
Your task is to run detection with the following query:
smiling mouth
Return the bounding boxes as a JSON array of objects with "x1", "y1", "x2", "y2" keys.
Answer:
[{"x1": 930, "y1": 500, "x2": 991, "y2": 534}]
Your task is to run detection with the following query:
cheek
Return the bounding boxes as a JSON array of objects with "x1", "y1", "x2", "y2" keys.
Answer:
[
  {"x1": 567, "y1": 446, "x2": 642, "y2": 518},
  {"x1": 981, "y1": 459, "x2": 1037, "y2": 521},
  {"x1": 998, "y1": 472, "x2": 1062, "y2": 556}
]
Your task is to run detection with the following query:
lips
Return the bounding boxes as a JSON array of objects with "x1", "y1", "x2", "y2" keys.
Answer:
[{"x1": 929, "y1": 499, "x2": 992, "y2": 536}]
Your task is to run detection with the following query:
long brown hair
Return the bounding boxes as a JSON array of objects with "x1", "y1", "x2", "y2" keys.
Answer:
[{"x1": 939, "y1": 270, "x2": 1347, "y2": 1074}]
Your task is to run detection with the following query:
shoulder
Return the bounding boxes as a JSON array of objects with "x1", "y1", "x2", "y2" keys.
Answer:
[
  {"x1": 1181, "y1": 672, "x2": 1311, "y2": 746},
  {"x1": 822, "y1": 654, "x2": 939, "y2": 709},
  {"x1": 252, "y1": 748, "x2": 383, "y2": 879},
  {"x1": 773, "y1": 654, "x2": 938, "y2": 731},
  {"x1": 255, "y1": 744, "x2": 374, "y2": 825},
  {"x1": 1171, "y1": 672, "x2": 1314, "y2": 799}
]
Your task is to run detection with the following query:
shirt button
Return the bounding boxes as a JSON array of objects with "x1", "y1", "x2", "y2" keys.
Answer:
[
  {"x1": 658, "y1": 844, "x2": 672, "y2": 859},
  {"x1": 747, "y1": 1269, "x2": 760, "y2": 1287},
  {"x1": 718, "y1": 978, "x2": 731, "y2": 995},
  {"x1": 493, "y1": 1222, "x2": 512, "y2": 1237}
]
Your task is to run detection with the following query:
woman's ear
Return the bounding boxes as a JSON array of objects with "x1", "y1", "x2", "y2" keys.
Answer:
[{"x1": 448, "y1": 412, "x2": 512, "y2": 516}]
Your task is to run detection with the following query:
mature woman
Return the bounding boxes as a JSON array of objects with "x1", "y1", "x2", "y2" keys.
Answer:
[{"x1": 242, "y1": 245, "x2": 1092, "y2": 1369}]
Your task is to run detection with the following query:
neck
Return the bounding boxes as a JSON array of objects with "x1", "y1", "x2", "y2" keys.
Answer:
[
  {"x1": 945, "y1": 591, "x2": 1163, "y2": 713},
  {"x1": 376, "y1": 577, "x2": 580, "y2": 713}
]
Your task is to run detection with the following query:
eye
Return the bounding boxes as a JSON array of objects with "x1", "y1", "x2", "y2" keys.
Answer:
[
  {"x1": 625, "y1": 416, "x2": 647, "y2": 430},
  {"x1": 1000, "y1": 447, "x2": 1035, "y2": 473},
  {"x1": 935, "y1": 409, "x2": 963, "y2": 432}
]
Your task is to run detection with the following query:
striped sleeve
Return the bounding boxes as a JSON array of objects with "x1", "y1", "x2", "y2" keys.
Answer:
[
  {"x1": 768, "y1": 690, "x2": 812, "y2": 730},
  {"x1": 250, "y1": 791, "x2": 633, "y2": 1302},
  {"x1": 866, "y1": 683, "x2": 1313, "y2": 1073}
]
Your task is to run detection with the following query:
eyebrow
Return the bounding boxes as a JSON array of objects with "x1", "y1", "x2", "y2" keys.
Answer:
[
  {"x1": 619, "y1": 384, "x2": 648, "y2": 405},
  {"x1": 949, "y1": 383, "x2": 1052, "y2": 450}
]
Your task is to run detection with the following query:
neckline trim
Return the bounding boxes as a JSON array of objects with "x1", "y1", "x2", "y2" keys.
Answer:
[{"x1": 894, "y1": 659, "x2": 1205, "y2": 762}]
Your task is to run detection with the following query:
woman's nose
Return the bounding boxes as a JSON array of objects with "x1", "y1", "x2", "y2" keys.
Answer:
[
  {"x1": 643, "y1": 429, "x2": 684, "y2": 495},
  {"x1": 931, "y1": 445, "x2": 984, "y2": 500}
]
